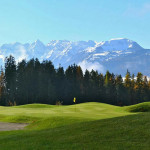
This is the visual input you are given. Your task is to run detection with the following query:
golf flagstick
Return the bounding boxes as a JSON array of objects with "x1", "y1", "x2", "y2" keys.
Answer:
[{"x1": 73, "y1": 97, "x2": 76, "y2": 112}]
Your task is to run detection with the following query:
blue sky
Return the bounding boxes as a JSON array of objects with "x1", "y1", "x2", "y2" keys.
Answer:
[{"x1": 0, "y1": 0, "x2": 150, "y2": 48}]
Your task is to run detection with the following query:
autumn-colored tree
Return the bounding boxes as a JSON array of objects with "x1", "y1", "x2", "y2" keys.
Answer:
[{"x1": 0, "y1": 67, "x2": 5, "y2": 105}]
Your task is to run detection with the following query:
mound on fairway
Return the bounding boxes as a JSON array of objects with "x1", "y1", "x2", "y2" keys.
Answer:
[
  {"x1": 0, "y1": 102, "x2": 149, "y2": 150},
  {"x1": 126, "y1": 102, "x2": 150, "y2": 112},
  {"x1": 14, "y1": 103, "x2": 56, "y2": 108}
]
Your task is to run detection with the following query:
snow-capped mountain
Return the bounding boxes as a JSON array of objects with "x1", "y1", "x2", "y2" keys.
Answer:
[{"x1": 0, "y1": 38, "x2": 150, "y2": 76}]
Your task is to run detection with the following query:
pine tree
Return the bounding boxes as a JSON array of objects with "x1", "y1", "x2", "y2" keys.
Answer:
[
  {"x1": 25, "y1": 58, "x2": 35, "y2": 103},
  {"x1": 124, "y1": 70, "x2": 132, "y2": 105},
  {"x1": 83, "y1": 69, "x2": 91, "y2": 102},
  {"x1": 38, "y1": 60, "x2": 56, "y2": 104},
  {"x1": 142, "y1": 76, "x2": 149, "y2": 102},
  {"x1": 16, "y1": 59, "x2": 27, "y2": 104},
  {"x1": 124, "y1": 70, "x2": 131, "y2": 88},
  {"x1": 115, "y1": 75, "x2": 125, "y2": 105},
  {"x1": 135, "y1": 72, "x2": 143, "y2": 103},
  {"x1": 56, "y1": 66, "x2": 65, "y2": 103},
  {"x1": 130, "y1": 74, "x2": 136, "y2": 104},
  {"x1": 104, "y1": 71, "x2": 111, "y2": 102},
  {"x1": 5, "y1": 55, "x2": 17, "y2": 105},
  {"x1": 76, "y1": 66, "x2": 84, "y2": 103},
  {"x1": 90, "y1": 70, "x2": 99, "y2": 101},
  {"x1": 98, "y1": 73, "x2": 105, "y2": 102},
  {"x1": 65, "y1": 65, "x2": 73, "y2": 104},
  {"x1": 34, "y1": 58, "x2": 41, "y2": 102}
]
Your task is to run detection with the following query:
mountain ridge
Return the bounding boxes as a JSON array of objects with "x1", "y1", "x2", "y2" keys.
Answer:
[{"x1": 0, "y1": 38, "x2": 149, "y2": 76}]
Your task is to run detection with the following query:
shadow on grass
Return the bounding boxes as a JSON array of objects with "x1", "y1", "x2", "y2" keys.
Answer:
[{"x1": 0, "y1": 112, "x2": 150, "y2": 150}]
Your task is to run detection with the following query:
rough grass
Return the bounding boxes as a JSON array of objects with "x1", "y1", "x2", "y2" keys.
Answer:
[{"x1": 0, "y1": 102, "x2": 149, "y2": 150}]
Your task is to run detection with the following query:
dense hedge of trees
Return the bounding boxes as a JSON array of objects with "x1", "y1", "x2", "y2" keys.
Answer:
[{"x1": 0, "y1": 55, "x2": 150, "y2": 106}]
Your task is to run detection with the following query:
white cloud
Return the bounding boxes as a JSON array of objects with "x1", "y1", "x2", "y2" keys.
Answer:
[
  {"x1": 16, "y1": 46, "x2": 28, "y2": 62},
  {"x1": 0, "y1": 55, "x2": 5, "y2": 61},
  {"x1": 78, "y1": 60, "x2": 105, "y2": 73},
  {"x1": 124, "y1": 3, "x2": 150, "y2": 17}
]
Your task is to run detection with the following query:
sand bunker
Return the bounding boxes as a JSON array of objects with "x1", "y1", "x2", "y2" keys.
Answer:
[{"x1": 0, "y1": 122, "x2": 28, "y2": 131}]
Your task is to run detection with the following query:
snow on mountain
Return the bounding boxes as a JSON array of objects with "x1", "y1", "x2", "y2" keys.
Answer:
[
  {"x1": 97, "y1": 38, "x2": 143, "y2": 51},
  {"x1": 0, "y1": 38, "x2": 149, "y2": 76}
]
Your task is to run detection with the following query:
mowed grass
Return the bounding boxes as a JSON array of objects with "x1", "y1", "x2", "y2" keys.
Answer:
[
  {"x1": 126, "y1": 102, "x2": 150, "y2": 112},
  {"x1": 0, "y1": 102, "x2": 149, "y2": 150}
]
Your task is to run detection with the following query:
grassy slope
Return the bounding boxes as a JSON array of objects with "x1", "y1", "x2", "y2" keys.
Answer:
[
  {"x1": 0, "y1": 102, "x2": 149, "y2": 150},
  {"x1": 126, "y1": 102, "x2": 150, "y2": 112}
]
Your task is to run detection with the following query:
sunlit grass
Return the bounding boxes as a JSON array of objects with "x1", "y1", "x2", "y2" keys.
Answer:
[{"x1": 0, "y1": 102, "x2": 149, "y2": 149}]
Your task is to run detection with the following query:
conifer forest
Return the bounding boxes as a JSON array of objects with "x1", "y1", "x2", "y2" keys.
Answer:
[{"x1": 0, "y1": 55, "x2": 149, "y2": 106}]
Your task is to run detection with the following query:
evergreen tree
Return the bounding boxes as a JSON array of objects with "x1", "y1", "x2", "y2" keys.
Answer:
[
  {"x1": 104, "y1": 71, "x2": 114, "y2": 104},
  {"x1": 25, "y1": 58, "x2": 35, "y2": 103},
  {"x1": 98, "y1": 73, "x2": 105, "y2": 102},
  {"x1": 76, "y1": 66, "x2": 84, "y2": 103},
  {"x1": 38, "y1": 60, "x2": 56, "y2": 104},
  {"x1": 124, "y1": 70, "x2": 132, "y2": 105},
  {"x1": 142, "y1": 76, "x2": 149, "y2": 102},
  {"x1": 90, "y1": 70, "x2": 99, "y2": 101},
  {"x1": 130, "y1": 74, "x2": 136, "y2": 104},
  {"x1": 65, "y1": 65, "x2": 73, "y2": 104},
  {"x1": 115, "y1": 75, "x2": 125, "y2": 105},
  {"x1": 124, "y1": 70, "x2": 131, "y2": 88},
  {"x1": 1, "y1": 55, "x2": 150, "y2": 106},
  {"x1": 34, "y1": 58, "x2": 41, "y2": 102},
  {"x1": 83, "y1": 69, "x2": 91, "y2": 102},
  {"x1": 5, "y1": 55, "x2": 17, "y2": 105},
  {"x1": 135, "y1": 72, "x2": 143, "y2": 103},
  {"x1": 16, "y1": 59, "x2": 27, "y2": 104},
  {"x1": 56, "y1": 66, "x2": 65, "y2": 103}
]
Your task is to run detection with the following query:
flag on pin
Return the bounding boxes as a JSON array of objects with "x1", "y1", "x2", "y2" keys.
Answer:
[{"x1": 73, "y1": 97, "x2": 76, "y2": 103}]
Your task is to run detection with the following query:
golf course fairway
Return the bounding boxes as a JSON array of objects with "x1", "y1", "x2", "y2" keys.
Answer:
[{"x1": 0, "y1": 102, "x2": 149, "y2": 150}]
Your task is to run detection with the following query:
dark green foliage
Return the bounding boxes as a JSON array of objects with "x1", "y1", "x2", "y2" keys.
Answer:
[
  {"x1": 115, "y1": 75, "x2": 126, "y2": 105},
  {"x1": 0, "y1": 68, "x2": 6, "y2": 105},
  {"x1": 0, "y1": 55, "x2": 150, "y2": 106},
  {"x1": 17, "y1": 59, "x2": 27, "y2": 104},
  {"x1": 4, "y1": 55, "x2": 17, "y2": 104}
]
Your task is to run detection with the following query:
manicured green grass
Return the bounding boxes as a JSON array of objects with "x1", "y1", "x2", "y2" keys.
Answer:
[
  {"x1": 14, "y1": 103, "x2": 57, "y2": 108},
  {"x1": 126, "y1": 102, "x2": 150, "y2": 112},
  {"x1": 0, "y1": 102, "x2": 150, "y2": 150}
]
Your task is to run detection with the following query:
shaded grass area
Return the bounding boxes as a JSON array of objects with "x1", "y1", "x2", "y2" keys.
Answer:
[
  {"x1": 0, "y1": 113, "x2": 149, "y2": 150},
  {"x1": 126, "y1": 102, "x2": 150, "y2": 112},
  {"x1": 0, "y1": 102, "x2": 149, "y2": 149}
]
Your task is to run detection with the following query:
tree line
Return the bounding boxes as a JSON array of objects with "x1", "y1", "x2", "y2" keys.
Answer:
[{"x1": 0, "y1": 55, "x2": 149, "y2": 106}]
